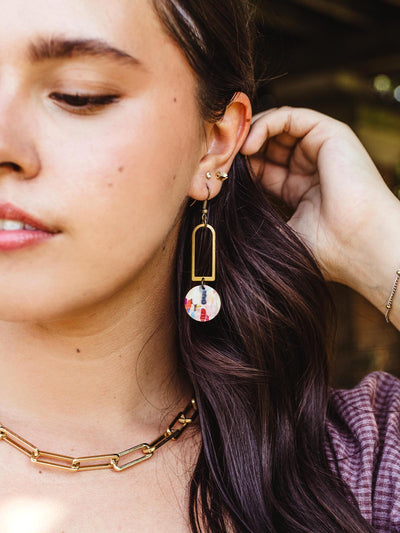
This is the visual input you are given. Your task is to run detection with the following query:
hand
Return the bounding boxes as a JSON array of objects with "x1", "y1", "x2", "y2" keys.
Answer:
[{"x1": 241, "y1": 106, "x2": 398, "y2": 287}]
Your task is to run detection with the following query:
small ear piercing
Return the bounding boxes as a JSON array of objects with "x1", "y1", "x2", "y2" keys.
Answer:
[{"x1": 205, "y1": 171, "x2": 229, "y2": 182}]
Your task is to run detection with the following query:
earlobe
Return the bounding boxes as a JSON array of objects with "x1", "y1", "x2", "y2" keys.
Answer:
[{"x1": 187, "y1": 92, "x2": 252, "y2": 201}]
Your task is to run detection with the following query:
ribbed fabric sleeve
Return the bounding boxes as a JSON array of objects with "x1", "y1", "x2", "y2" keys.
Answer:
[{"x1": 326, "y1": 371, "x2": 400, "y2": 532}]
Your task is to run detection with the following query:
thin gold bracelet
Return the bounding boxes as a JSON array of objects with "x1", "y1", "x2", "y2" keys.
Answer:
[{"x1": 385, "y1": 269, "x2": 400, "y2": 324}]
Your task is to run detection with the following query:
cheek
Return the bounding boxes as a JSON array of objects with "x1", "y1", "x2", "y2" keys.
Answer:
[
  {"x1": 65, "y1": 105, "x2": 199, "y2": 243},
  {"x1": 47, "y1": 87, "x2": 201, "y2": 206},
  {"x1": 35, "y1": 96, "x2": 202, "y2": 300}
]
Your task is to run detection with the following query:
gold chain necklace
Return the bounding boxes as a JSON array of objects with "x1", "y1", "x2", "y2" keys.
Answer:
[{"x1": 0, "y1": 398, "x2": 197, "y2": 473}]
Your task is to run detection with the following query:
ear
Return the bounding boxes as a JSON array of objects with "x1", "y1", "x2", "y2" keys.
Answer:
[{"x1": 187, "y1": 92, "x2": 252, "y2": 201}]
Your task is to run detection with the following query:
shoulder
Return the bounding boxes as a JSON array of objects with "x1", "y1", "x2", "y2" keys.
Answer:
[
  {"x1": 327, "y1": 371, "x2": 400, "y2": 458},
  {"x1": 326, "y1": 371, "x2": 400, "y2": 531},
  {"x1": 329, "y1": 370, "x2": 400, "y2": 412}
]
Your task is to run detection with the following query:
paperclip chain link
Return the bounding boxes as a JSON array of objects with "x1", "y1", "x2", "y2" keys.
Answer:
[{"x1": 0, "y1": 399, "x2": 197, "y2": 473}]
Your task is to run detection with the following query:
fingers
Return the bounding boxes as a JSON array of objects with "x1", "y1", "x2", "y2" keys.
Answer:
[
  {"x1": 264, "y1": 135, "x2": 297, "y2": 167},
  {"x1": 241, "y1": 106, "x2": 330, "y2": 155},
  {"x1": 251, "y1": 156, "x2": 318, "y2": 208},
  {"x1": 249, "y1": 157, "x2": 288, "y2": 196}
]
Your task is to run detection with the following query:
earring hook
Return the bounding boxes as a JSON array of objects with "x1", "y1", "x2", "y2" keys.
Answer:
[
  {"x1": 189, "y1": 182, "x2": 211, "y2": 209},
  {"x1": 201, "y1": 184, "x2": 211, "y2": 225}
]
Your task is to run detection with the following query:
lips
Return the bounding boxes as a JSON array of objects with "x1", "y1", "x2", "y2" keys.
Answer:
[
  {"x1": 0, "y1": 202, "x2": 58, "y2": 251},
  {"x1": 0, "y1": 202, "x2": 56, "y2": 233}
]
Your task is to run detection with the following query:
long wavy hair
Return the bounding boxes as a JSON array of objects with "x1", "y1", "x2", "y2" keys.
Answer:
[{"x1": 153, "y1": 1, "x2": 375, "y2": 531}]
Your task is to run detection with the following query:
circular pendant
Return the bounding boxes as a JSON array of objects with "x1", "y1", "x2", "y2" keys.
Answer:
[{"x1": 184, "y1": 285, "x2": 221, "y2": 322}]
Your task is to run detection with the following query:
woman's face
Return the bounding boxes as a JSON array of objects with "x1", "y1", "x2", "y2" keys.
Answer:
[{"x1": 0, "y1": 0, "x2": 206, "y2": 321}]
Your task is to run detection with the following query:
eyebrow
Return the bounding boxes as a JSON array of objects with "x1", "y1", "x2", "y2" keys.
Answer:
[{"x1": 28, "y1": 37, "x2": 141, "y2": 67}]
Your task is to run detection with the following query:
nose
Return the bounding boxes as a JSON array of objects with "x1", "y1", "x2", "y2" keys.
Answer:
[{"x1": 0, "y1": 89, "x2": 41, "y2": 180}]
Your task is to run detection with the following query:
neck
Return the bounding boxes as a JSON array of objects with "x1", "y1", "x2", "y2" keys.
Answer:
[{"x1": 0, "y1": 243, "x2": 190, "y2": 455}]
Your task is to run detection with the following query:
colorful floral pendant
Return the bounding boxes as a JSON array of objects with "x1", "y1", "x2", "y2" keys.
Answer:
[{"x1": 184, "y1": 284, "x2": 221, "y2": 322}]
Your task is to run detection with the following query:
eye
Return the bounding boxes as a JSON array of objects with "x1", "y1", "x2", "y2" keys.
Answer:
[{"x1": 49, "y1": 92, "x2": 120, "y2": 114}]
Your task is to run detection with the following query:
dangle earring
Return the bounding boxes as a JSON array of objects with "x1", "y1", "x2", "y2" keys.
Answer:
[{"x1": 184, "y1": 188, "x2": 221, "y2": 323}]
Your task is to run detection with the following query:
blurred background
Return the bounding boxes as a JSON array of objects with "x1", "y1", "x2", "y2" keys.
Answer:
[{"x1": 253, "y1": 0, "x2": 400, "y2": 387}]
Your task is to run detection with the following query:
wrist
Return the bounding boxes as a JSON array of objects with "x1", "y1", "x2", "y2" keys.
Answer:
[
  {"x1": 333, "y1": 191, "x2": 400, "y2": 326},
  {"x1": 384, "y1": 269, "x2": 400, "y2": 324}
]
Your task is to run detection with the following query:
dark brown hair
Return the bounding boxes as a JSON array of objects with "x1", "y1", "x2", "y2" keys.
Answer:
[{"x1": 153, "y1": 1, "x2": 375, "y2": 531}]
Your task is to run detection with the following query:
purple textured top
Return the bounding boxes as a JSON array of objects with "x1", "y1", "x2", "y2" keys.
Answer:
[{"x1": 327, "y1": 371, "x2": 400, "y2": 532}]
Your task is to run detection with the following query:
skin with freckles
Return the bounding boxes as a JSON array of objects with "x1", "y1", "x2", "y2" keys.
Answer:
[{"x1": 0, "y1": 0, "x2": 251, "y2": 531}]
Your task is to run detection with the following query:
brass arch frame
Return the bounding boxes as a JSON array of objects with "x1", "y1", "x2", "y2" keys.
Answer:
[{"x1": 191, "y1": 223, "x2": 216, "y2": 282}]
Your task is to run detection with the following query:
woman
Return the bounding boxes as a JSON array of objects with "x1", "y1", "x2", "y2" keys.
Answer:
[{"x1": 0, "y1": 0, "x2": 398, "y2": 531}]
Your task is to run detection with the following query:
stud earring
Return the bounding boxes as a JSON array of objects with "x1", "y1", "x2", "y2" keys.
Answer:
[
  {"x1": 216, "y1": 171, "x2": 229, "y2": 182},
  {"x1": 184, "y1": 191, "x2": 221, "y2": 323},
  {"x1": 206, "y1": 171, "x2": 229, "y2": 182}
]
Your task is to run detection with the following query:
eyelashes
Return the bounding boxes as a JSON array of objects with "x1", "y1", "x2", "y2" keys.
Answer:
[{"x1": 49, "y1": 92, "x2": 120, "y2": 114}]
